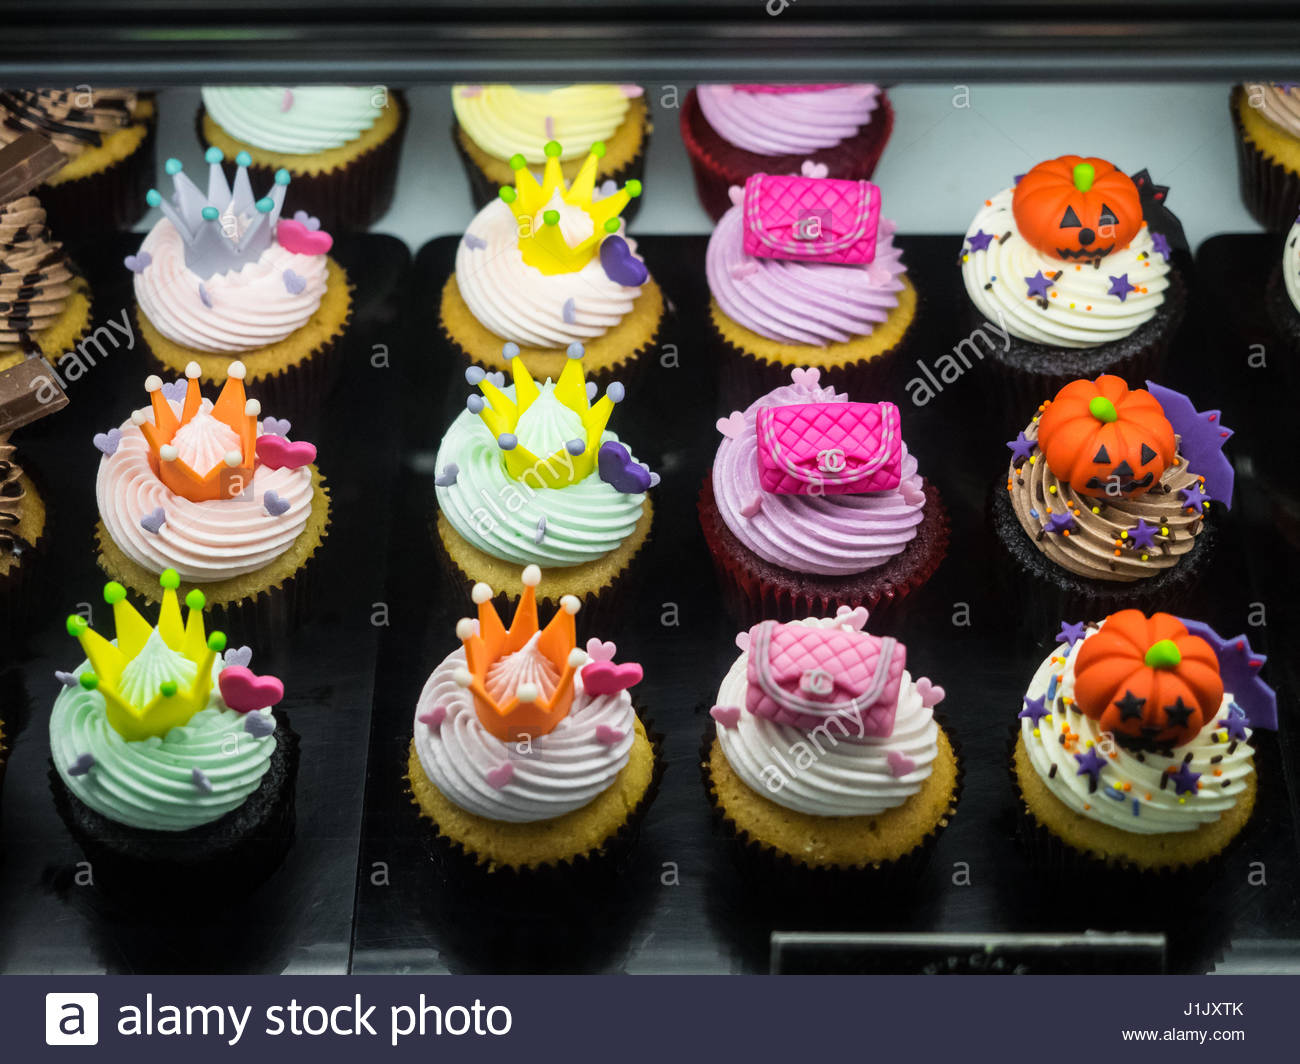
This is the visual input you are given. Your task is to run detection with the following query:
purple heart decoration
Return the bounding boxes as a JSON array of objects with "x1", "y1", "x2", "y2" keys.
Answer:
[
  {"x1": 67, "y1": 753, "x2": 96, "y2": 777},
  {"x1": 283, "y1": 269, "x2": 307, "y2": 295},
  {"x1": 463, "y1": 232, "x2": 486, "y2": 251},
  {"x1": 292, "y1": 210, "x2": 321, "y2": 232},
  {"x1": 597, "y1": 441, "x2": 652, "y2": 495},
  {"x1": 561, "y1": 297, "x2": 576, "y2": 324},
  {"x1": 434, "y1": 463, "x2": 459, "y2": 487},
  {"x1": 124, "y1": 251, "x2": 152, "y2": 274},
  {"x1": 192, "y1": 768, "x2": 214, "y2": 794},
  {"x1": 161, "y1": 378, "x2": 188, "y2": 402},
  {"x1": 264, "y1": 490, "x2": 291, "y2": 517},
  {"x1": 261, "y1": 416, "x2": 291, "y2": 437},
  {"x1": 599, "y1": 235, "x2": 648, "y2": 287},
  {"x1": 92, "y1": 428, "x2": 121, "y2": 456},
  {"x1": 256, "y1": 434, "x2": 316, "y2": 470},
  {"x1": 54, "y1": 670, "x2": 79, "y2": 687},
  {"x1": 533, "y1": 515, "x2": 547, "y2": 544},
  {"x1": 244, "y1": 712, "x2": 276, "y2": 739},
  {"x1": 223, "y1": 645, "x2": 253, "y2": 669},
  {"x1": 198, "y1": 283, "x2": 212, "y2": 309},
  {"x1": 140, "y1": 507, "x2": 166, "y2": 534}
]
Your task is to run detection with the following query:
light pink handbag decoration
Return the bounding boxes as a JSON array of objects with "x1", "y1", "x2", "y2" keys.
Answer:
[
  {"x1": 755, "y1": 401, "x2": 902, "y2": 496},
  {"x1": 745, "y1": 620, "x2": 906, "y2": 734},
  {"x1": 742, "y1": 174, "x2": 880, "y2": 264}
]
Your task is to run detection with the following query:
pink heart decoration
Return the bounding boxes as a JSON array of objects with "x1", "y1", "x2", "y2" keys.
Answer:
[
  {"x1": 595, "y1": 724, "x2": 624, "y2": 745},
  {"x1": 835, "y1": 605, "x2": 870, "y2": 631},
  {"x1": 739, "y1": 494, "x2": 763, "y2": 518},
  {"x1": 277, "y1": 218, "x2": 334, "y2": 257},
  {"x1": 710, "y1": 704, "x2": 741, "y2": 728},
  {"x1": 734, "y1": 630, "x2": 751, "y2": 653},
  {"x1": 585, "y1": 638, "x2": 617, "y2": 662},
  {"x1": 800, "y1": 160, "x2": 830, "y2": 180},
  {"x1": 716, "y1": 411, "x2": 746, "y2": 439},
  {"x1": 789, "y1": 367, "x2": 821, "y2": 387},
  {"x1": 219, "y1": 666, "x2": 285, "y2": 714},
  {"x1": 581, "y1": 661, "x2": 643, "y2": 696},
  {"x1": 256, "y1": 434, "x2": 316, "y2": 470},
  {"x1": 730, "y1": 260, "x2": 758, "y2": 281},
  {"x1": 485, "y1": 762, "x2": 515, "y2": 789},
  {"x1": 915, "y1": 678, "x2": 946, "y2": 708},
  {"x1": 418, "y1": 705, "x2": 447, "y2": 731},
  {"x1": 887, "y1": 750, "x2": 916, "y2": 778},
  {"x1": 728, "y1": 185, "x2": 745, "y2": 208}
]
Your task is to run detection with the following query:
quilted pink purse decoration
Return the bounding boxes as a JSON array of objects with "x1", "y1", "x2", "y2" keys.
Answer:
[
  {"x1": 755, "y1": 401, "x2": 902, "y2": 496},
  {"x1": 742, "y1": 174, "x2": 880, "y2": 264},
  {"x1": 746, "y1": 620, "x2": 906, "y2": 734}
]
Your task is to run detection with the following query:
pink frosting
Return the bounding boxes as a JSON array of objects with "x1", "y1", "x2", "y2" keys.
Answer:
[
  {"x1": 696, "y1": 84, "x2": 880, "y2": 156},
  {"x1": 96, "y1": 398, "x2": 316, "y2": 583},
  {"x1": 133, "y1": 217, "x2": 329, "y2": 353},
  {"x1": 712, "y1": 374, "x2": 926, "y2": 577},
  {"x1": 707, "y1": 198, "x2": 906, "y2": 347}
]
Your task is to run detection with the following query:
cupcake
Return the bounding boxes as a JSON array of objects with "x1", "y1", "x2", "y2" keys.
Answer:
[
  {"x1": 450, "y1": 84, "x2": 650, "y2": 218},
  {"x1": 1264, "y1": 211, "x2": 1300, "y2": 358},
  {"x1": 1231, "y1": 83, "x2": 1300, "y2": 231},
  {"x1": 1012, "y1": 609, "x2": 1276, "y2": 873},
  {"x1": 959, "y1": 155, "x2": 1186, "y2": 417},
  {"x1": 434, "y1": 343, "x2": 654, "y2": 623},
  {"x1": 50, "y1": 571, "x2": 298, "y2": 901},
  {"x1": 129, "y1": 150, "x2": 352, "y2": 411},
  {"x1": 706, "y1": 162, "x2": 916, "y2": 399},
  {"x1": 199, "y1": 85, "x2": 407, "y2": 230},
  {"x1": 0, "y1": 88, "x2": 156, "y2": 234},
  {"x1": 92, "y1": 361, "x2": 330, "y2": 641},
  {"x1": 407, "y1": 565, "x2": 659, "y2": 876},
  {"x1": 439, "y1": 139, "x2": 663, "y2": 385},
  {"x1": 699, "y1": 365, "x2": 948, "y2": 624},
  {"x1": 702, "y1": 607, "x2": 959, "y2": 877},
  {"x1": 681, "y1": 83, "x2": 892, "y2": 220},
  {"x1": 993, "y1": 374, "x2": 1233, "y2": 622}
]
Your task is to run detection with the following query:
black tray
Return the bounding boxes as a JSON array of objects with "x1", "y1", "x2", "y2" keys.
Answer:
[
  {"x1": 349, "y1": 234, "x2": 1300, "y2": 974},
  {"x1": 0, "y1": 232, "x2": 409, "y2": 974}
]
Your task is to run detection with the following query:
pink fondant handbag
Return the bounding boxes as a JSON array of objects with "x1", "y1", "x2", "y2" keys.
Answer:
[
  {"x1": 742, "y1": 174, "x2": 881, "y2": 264},
  {"x1": 755, "y1": 401, "x2": 902, "y2": 496},
  {"x1": 746, "y1": 620, "x2": 906, "y2": 734}
]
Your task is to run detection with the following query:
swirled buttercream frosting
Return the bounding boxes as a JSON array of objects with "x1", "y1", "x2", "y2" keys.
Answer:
[
  {"x1": 201, "y1": 86, "x2": 385, "y2": 155},
  {"x1": 452, "y1": 84, "x2": 637, "y2": 164},
  {"x1": 0, "y1": 195, "x2": 77, "y2": 352},
  {"x1": 1242, "y1": 82, "x2": 1300, "y2": 140},
  {"x1": 696, "y1": 84, "x2": 881, "y2": 156},
  {"x1": 0, "y1": 88, "x2": 140, "y2": 159}
]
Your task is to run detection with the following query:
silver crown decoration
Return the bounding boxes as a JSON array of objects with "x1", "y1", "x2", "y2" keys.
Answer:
[{"x1": 145, "y1": 148, "x2": 291, "y2": 280}]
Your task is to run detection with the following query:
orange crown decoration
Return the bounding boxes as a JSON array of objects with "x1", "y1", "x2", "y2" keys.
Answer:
[
  {"x1": 137, "y1": 360, "x2": 259, "y2": 503},
  {"x1": 453, "y1": 565, "x2": 586, "y2": 742}
]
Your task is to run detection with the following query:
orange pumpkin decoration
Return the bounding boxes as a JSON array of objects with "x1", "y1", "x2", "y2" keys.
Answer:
[
  {"x1": 1036, "y1": 375, "x2": 1176, "y2": 499},
  {"x1": 1013, "y1": 155, "x2": 1144, "y2": 260},
  {"x1": 1073, "y1": 610, "x2": 1224, "y2": 746}
]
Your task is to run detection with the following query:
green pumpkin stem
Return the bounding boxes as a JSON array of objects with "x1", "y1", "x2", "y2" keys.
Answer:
[
  {"x1": 1144, "y1": 639, "x2": 1182, "y2": 669},
  {"x1": 1088, "y1": 395, "x2": 1118, "y2": 423},
  {"x1": 1073, "y1": 162, "x2": 1096, "y2": 192}
]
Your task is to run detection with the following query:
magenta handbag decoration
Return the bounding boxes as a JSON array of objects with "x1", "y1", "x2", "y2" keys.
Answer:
[
  {"x1": 745, "y1": 620, "x2": 906, "y2": 734},
  {"x1": 756, "y1": 401, "x2": 902, "y2": 496},
  {"x1": 742, "y1": 174, "x2": 881, "y2": 264}
]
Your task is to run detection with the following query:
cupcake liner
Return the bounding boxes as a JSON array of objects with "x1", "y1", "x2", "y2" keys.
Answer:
[
  {"x1": 989, "y1": 482, "x2": 1216, "y2": 636},
  {"x1": 410, "y1": 708, "x2": 664, "y2": 900},
  {"x1": 1230, "y1": 85, "x2": 1300, "y2": 232},
  {"x1": 0, "y1": 460, "x2": 53, "y2": 648},
  {"x1": 699, "y1": 712, "x2": 962, "y2": 894},
  {"x1": 451, "y1": 119, "x2": 649, "y2": 225},
  {"x1": 49, "y1": 713, "x2": 299, "y2": 909},
  {"x1": 680, "y1": 88, "x2": 894, "y2": 222},
  {"x1": 41, "y1": 104, "x2": 157, "y2": 236},
  {"x1": 698, "y1": 473, "x2": 950, "y2": 628},
  {"x1": 195, "y1": 93, "x2": 409, "y2": 231}
]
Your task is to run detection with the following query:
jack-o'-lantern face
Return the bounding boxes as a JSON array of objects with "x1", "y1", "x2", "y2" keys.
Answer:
[{"x1": 1013, "y1": 156, "x2": 1144, "y2": 260}]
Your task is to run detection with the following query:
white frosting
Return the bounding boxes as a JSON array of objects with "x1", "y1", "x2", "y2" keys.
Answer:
[
  {"x1": 1020, "y1": 623, "x2": 1254, "y2": 835},
  {"x1": 1284, "y1": 218, "x2": 1300, "y2": 314}
]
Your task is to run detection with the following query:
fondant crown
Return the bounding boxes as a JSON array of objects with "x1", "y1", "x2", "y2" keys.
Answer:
[
  {"x1": 499, "y1": 140, "x2": 641, "y2": 275},
  {"x1": 136, "y1": 361, "x2": 258, "y2": 503},
  {"x1": 66, "y1": 571, "x2": 226, "y2": 742},
  {"x1": 146, "y1": 149, "x2": 290, "y2": 279},
  {"x1": 453, "y1": 566, "x2": 584, "y2": 742},
  {"x1": 467, "y1": 343, "x2": 622, "y2": 488}
]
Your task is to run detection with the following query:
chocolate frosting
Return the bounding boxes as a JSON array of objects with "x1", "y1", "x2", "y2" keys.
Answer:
[
  {"x1": 0, "y1": 89, "x2": 137, "y2": 159},
  {"x1": 0, "y1": 194, "x2": 75, "y2": 352},
  {"x1": 0, "y1": 439, "x2": 28, "y2": 556}
]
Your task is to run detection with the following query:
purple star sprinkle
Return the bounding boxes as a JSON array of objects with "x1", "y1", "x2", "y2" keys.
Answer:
[
  {"x1": 1179, "y1": 485, "x2": 1206, "y2": 509},
  {"x1": 1018, "y1": 694, "x2": 1050, "y2": 725},
  {"x1": 1129, "y1": 519, "x2": 1158, "y2": 550},
  {"x1": 1107, "y1": 274, "x2": 1136, "y2": 302},
  {"x1": 1025, "y1": 271, "x2": 1054, "y2": 299},
  {"x1": 1045, "y1": 510, "x2": 1075, "y2": 534},
  {"x1": 967, "y1": 229, "x2": 994, "y2": 253},
  {"x1": 1074, "y1": 748, "x2": 1108, "y2": 789},
  {"x1": 1056, "y1": 621, "x2": 1087, "y2": 649},
  {"x1": 1219, "y1": 714, "x2": 1249, "y2": 742},
  {"x1": 1150, "y1": 231, "x2": 1171, "y2": 260},
  {"x1": 1006, "y1": 431, "x2": 1035, "y2": 462},
  {"x1": 1166, "y1": 762, "x2": 1200, "y2": 797}
]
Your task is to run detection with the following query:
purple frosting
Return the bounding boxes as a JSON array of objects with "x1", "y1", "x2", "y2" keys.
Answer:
[
  {"x1": 706, "y1": 200, "x2": 907, "y2": 347},
  {"x1": 713, "y1": 372, "x2": 926, "y2": 576},
  {"x1": 696, "y1": 84, "x2": 881, "y2": 156}
]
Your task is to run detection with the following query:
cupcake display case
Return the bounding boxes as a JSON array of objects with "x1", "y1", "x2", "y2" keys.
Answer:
[{"x1": 0, "y1": 1, "x2": 1298, "y2": 981}]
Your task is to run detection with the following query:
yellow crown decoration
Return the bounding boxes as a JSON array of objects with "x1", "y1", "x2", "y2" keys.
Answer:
[
  {"x1": 467, "y1": 342, "x2": 623, "y2": 488},
  {"x1": 499, "y1": 139, "x2": 641, "y2": 275},
  {"x1": 65, "y1": 569, "x2": 226, "y2": 742}
]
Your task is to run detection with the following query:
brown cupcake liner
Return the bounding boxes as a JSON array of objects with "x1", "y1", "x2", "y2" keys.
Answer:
[
  {"x1": 698, "y1": 473, "x2": 950, "y2": 628},
  {"x1": 40, "y1": 102, "x2": 157, "y2": 237},
  {"x1": 700, "y1": 711, "x2": 963, "y2": 893},
  {"x1": 451, "y1": 119, "x2": 649, "y2": 225},
  {"x1": 195, "y1": 92, "x2": 409, "y2": 231},
  {"x1": 411, "y1": 707, "x2": 665, "y2": 899},
  {"x1": 680, "y1": 88, "x2": 894, "y2": 222},
  {"x1": 1230, "y1": 85, "x2": 1300, "y2": 232}
]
